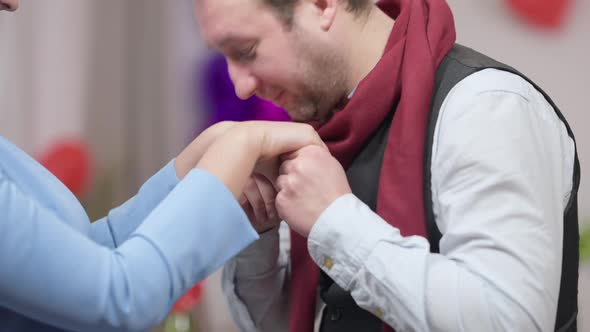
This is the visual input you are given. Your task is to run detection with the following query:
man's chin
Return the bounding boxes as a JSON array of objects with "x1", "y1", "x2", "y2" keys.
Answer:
[
  {"x1": 284, "y1": 106, "x2": 323, "y2": 123},
  {"x1": 285, "y1": 96, "x2": 343, "y2": 124},
  {"x1": 291, "y1": 115, "x2": 333, "y2": 129},
  {"x1": 288, "y1": 113, "x2": 320, "y2": 124}
]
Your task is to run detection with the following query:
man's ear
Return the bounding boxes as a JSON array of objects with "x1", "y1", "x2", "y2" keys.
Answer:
[{"x1": 313, "y1": 0, "x2": 338, "y2": 31}]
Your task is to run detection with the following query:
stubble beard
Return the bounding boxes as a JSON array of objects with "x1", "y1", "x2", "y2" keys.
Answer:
[{"x1": 285, "y1": 30, "x2": 348, "y2": 124}]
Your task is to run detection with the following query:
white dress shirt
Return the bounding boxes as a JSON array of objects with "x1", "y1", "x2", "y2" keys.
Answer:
[{"x1": 222, "y1": 68, "x2": 576, "y2": 332}]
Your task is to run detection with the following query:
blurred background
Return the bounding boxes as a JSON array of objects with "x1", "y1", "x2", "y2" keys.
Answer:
[{"x1": 0, "y1": 0, "x2": 588, "y2": 331}]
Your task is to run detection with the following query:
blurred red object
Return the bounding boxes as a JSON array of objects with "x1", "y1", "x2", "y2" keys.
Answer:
[
  {"x1": 38, "y1": 139, "x2": 93, "y2": 198},
  {"x1": 506, "y1": 0, "x2": 572, "y2": 29},
  {"x1": 171, "y1": 282, "x2": 204, "y2": 314}
]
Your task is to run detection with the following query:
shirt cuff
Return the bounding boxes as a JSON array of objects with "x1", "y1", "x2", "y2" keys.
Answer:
[
  {"x1": 132, "y1": 168, "x2": 259, "y2": 290},
  {"x1": 109, "y1": 159, "x2": 180, "y2": 246},
  {"x1": 307, "y1": 193, "x2": 398, "y2": 289}
]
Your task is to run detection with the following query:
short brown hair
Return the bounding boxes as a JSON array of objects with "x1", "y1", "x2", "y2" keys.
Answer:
[{"x1": 262, "y1": 0, "x2": 371, "y2": 27}]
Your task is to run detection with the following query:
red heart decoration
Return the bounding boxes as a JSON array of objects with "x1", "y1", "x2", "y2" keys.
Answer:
[
  {"x1": 171, "y1": 282, "x2": 203, "y2": 313},
  {"x1": 38, "y1": 139, "x2": 93, "y2": 198},
  {"x1": 506, "y1": 0, "x2": 573, "y2": 29}
]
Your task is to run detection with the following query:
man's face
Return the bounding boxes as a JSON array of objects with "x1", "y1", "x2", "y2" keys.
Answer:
[
  {"x1": 195, "y1": 0, "x2": 348, "y2": 122},
  {"x1": 0, "y1": 0, "x2": 19, "y2": 11}
]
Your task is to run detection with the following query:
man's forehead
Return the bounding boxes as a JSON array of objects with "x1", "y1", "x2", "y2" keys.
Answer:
[
  {"x1": 195, "y1": 0, "x2": 273, "y2": 45},
  {"x1": 196, "y1": 0, "x2": 253, "y2": 27},
  {"x1": 195, "y1": 0, "x2": 264, "y2": 18}
]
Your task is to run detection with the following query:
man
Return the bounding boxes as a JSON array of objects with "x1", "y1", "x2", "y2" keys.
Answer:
[{"x1": 195, "y1": 0, "x2": 580, "y2": 331}]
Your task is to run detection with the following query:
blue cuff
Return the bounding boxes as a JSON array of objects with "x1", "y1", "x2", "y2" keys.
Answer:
[
  {"x1": 132, "y1": 168, "x2": 259, "y2": 293},
  {"x1": 108, "y1": 159, "x2": 180, "y2": 246}
]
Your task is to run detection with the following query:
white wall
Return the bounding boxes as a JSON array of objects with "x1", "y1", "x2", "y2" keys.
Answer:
[{"x1": 0, "y1": 1, "x2": 92, "y2": 154}]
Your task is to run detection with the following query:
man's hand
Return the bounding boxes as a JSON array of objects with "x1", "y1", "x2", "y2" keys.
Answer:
[
  {"x1": 276, "y1": 145, "x2": 351, "y2": 237},
  {"x1": 239, "y1": 173, "x2": 281, "y2": 233}
]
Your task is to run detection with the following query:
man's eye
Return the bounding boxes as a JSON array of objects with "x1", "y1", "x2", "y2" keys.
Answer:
[{"x1": 236, "y1": 44, "x2": 257, "y2": 62}]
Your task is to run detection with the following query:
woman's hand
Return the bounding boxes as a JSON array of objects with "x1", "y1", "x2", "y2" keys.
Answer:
[
  {"x1": 195, "y1": 121, "x2": 325, "y2": 198},
  {"x1": 246, "y1": 121, "x2": 325, "y2": 160},
  {"x1": 174, "y1": 121, "x2": 237, "y2": 179}
]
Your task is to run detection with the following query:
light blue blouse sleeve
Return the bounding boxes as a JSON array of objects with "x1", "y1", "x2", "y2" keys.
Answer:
[
  {"x1": 90, "y1": 160, "x2": 180, "y2": 248},
  {"x1": 0, "y1": 167, "x2": 258, "y2": 332}
]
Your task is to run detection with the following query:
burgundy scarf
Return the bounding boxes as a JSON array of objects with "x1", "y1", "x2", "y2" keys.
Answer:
[{"x1": 289, "y1": 0, "x2": 456, "y2": 331}]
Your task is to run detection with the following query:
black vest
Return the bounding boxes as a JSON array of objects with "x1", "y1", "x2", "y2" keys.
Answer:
[{"x1": 318, "y1": 44, "x2": 580, "y2": 332}]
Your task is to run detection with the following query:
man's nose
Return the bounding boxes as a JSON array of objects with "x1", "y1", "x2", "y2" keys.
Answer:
[{"x1": 227, "y1": 61, "x2": 259, "y2": 100}]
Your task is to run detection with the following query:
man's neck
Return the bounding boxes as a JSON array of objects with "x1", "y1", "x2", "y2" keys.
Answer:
[{"x1": 345, "y1": 6, "x2": 395, "y2": 94}]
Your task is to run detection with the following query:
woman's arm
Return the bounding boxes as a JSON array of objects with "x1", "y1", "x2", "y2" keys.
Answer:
[
  {"x1": 0, "y1": 166, "x2": 256, "y2": 332},
  {"x1": 1, "y1": 120, "x2": 322, "y2": 332},
  {"x1": 91, "y1": 121, "x2": 238, "y2": 248}
]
